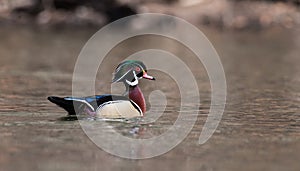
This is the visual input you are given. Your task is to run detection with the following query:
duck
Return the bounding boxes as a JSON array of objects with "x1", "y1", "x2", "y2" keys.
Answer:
[{"x1": 47, "y1": 60, "x2": 155, "y2": 119}]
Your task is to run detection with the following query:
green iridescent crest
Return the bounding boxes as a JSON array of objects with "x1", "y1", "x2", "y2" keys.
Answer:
[{"x1": 112, "y1": 60, "x2": 147, "y2": 83}]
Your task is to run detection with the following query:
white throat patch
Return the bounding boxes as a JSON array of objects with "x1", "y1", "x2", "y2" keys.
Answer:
[{"x1": 125, "y1": 71, "x2": 139, "y2": 86}]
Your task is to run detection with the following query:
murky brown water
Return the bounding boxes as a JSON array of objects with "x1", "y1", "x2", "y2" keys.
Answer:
[{"x1": 0, "y1": 25, "x2": 299, "y2": 171}]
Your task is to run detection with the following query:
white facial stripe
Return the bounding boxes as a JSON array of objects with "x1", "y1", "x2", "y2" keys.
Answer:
[
  {"x1": 113, "y1": 62, "x2": 145, "y2": 83},
  {"x1": 126, "y1": 79, "x2": 138, "y2": 86},
  {"x1": 125, "y1": 70, "x2": 138, "y2": 86},
  {"x1": 115, "y1": 61, "x2": 133, "y2": 73},
  {"x1": 113, "y1": 69, "x2": 132, "y2": 82}
]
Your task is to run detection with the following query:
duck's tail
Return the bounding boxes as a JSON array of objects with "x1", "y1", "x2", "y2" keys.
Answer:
[{"x1": 47, "y1": 96, "x2": 77, "y2": 115}]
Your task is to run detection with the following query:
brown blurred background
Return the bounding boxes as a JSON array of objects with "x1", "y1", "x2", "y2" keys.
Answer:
[
  {"x1": 0, "y1": 1, "x2": 300, "y2": 171},
  {"x1": 0, "y1": 0, "x2": 300, "y2": 29}
]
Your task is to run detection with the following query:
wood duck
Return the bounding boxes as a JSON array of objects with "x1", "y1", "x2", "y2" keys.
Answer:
[{"x1": 48, "y1": 60, "x2": 155, "y2": 119}]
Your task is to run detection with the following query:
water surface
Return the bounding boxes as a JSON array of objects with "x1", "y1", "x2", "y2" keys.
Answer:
[{"x1": 0, "y1": 25, "x2": 299, "y2": 171}]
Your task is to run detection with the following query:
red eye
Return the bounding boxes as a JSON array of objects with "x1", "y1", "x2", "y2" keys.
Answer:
[{"x1": 135, "y1": 67, "x2": 140, "y2": 72}]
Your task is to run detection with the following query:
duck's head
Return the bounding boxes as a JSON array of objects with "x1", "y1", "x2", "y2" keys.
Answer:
[{"x1": 112, "y1": 60, "x2": 155, "y2": 86}]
